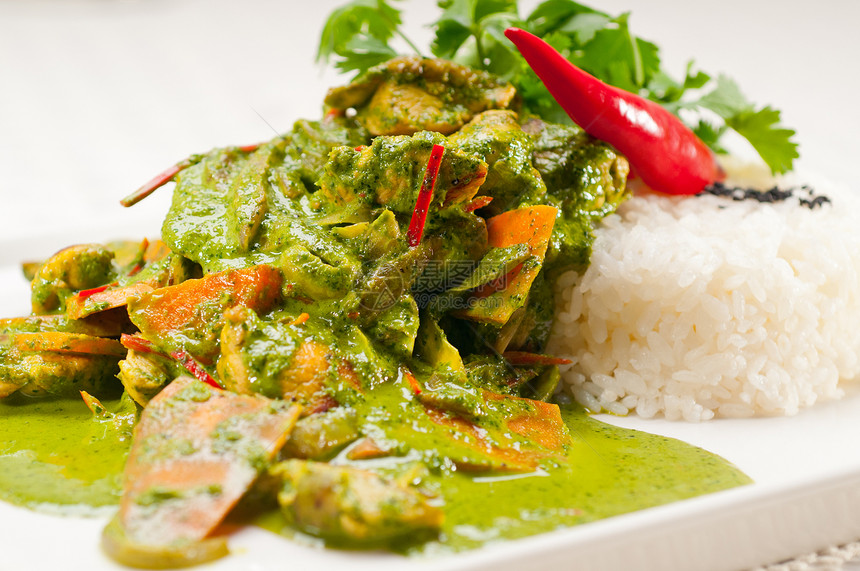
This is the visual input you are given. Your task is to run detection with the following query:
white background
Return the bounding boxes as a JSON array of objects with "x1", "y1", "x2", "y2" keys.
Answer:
[{"x1": 1, "y1": 0, "x2": 858, "y2": 253}]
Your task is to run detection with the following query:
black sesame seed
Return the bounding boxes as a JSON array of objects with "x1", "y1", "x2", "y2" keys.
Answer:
[{"x1": 701, "y1": 182, "x2": 830, "y2": 210}]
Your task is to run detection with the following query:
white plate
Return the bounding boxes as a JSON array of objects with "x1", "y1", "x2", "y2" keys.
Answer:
[{"x1": 2, "y1": 0, "x2": 860, "y2": 569}]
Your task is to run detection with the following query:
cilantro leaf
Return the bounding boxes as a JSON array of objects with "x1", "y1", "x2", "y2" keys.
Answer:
[
  {"x1": 527, "y1": 0, "x2": 605, "y2": 37},
  {"x1": 697, "y1": 75, "x2": 751, "y2": 119},
  {"x1": 317, "y1": 0, "x2": 800, "y2": 173},
  {"x1": 431, "y1": 0, "x2": 519, "y2": 68},
  {"x1": 317, "y1": 0, "x2": 416, "y2": 75},
  {"x1": 571, "y1": 14, "x2": 660, "y2": 92},
  {"x1": 334, "y1": 36, "x2": 399, "y2": 74},
  {"x1": 692, "y1": 120, "x2": 727, "y2": 154},
  {"x1": 726, "y1": 107, "x2": 799, "y2": 174}
]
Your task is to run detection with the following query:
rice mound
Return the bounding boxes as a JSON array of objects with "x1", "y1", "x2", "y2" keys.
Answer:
[{"x1": 547, "y1": 165, "x2": 860, "y2": 420}]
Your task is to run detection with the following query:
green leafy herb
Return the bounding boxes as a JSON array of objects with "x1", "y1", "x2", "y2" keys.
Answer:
[
  {"x1": 316, "y1": 0, "x2": 421, "y2": 74},
  {"x1": 317, "y1": 0, "x2": 798, "y2": 173}
]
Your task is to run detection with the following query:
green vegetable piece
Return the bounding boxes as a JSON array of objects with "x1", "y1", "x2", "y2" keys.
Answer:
[
  {"x1": 271, "y1": 459, "x2": 443, "y2": 546},
  {"x1": 414, "y1": 313, "x2": 466, "y2": 379},
  {"x1": 282, "y1": 408, "x2": 360, "y2": 461},
  {"x1": 278, "y1": 244, "x2": 358, "y2": 300},
  {"x1": 525, "y1": 364, "x2": 561, "y2": 402},
  {"x1": 365, "y1": 293, "x2": 420, "y2": 358},
  {"x1": 450, "y1": 243, "x2": 530, "y2": 293},
  {"x1": 30, "y1": 244, "x2": 115, "y2": 314}
]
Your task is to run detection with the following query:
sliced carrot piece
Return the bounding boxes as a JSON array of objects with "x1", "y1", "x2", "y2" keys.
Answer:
[
  {"x1": 422, "y1": 389, "x2": 570, "y2": 472},
  {"x1": 114, "y1": 377, "x2": 301, "y2": 553},
  {"x1": 483, "y1": 391, "x2": 569, "y2": 452},
  {"x1": 11, "y1": 332, "x2": 126, "y2": 357},
  {"x1": 67, "y1": 282, "x2": 155, "y2": 320},
  {"x1": 130, "y1": 265, "x2": 282, "y2": 336},
  {"x1": 457, "y1": 205, "x2": 557, "y2": 325},
  {"x1": 346, "y1": 437, "x2": 391, "y2": 460}
]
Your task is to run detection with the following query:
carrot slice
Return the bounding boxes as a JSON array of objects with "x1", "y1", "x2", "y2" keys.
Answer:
[
  {"x1": 66, "y1": 282, "x2": 155, "y2": 320},
  {"x1": 112, "y1": 377, "x2": 301, "y2": 555},
  {"x1": 11, "y1": 332, "x2": 126, "y2": 357},
  {"x1": 457, "y1": 205, "x2": 557, "y2": 324},
  {"x1": 422, "y1": 389, "x2": 570, "y2": 472},
  {"x1": 130, "y1": 265, "x2": 282, "y2": 336}
]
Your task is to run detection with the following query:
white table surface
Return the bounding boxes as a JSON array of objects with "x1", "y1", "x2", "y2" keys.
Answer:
[{"x1": 1, "y1": 1, "x2": 859, "y2": 570}]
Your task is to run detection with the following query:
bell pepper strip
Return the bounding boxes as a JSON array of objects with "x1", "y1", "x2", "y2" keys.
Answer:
[
  {"x1": 504, "y1": 27, "x2": 723, "y2": 196},
  {"x1": 403, "y1": 368, "x2": 422, "y2": 396},
  {"x1": 464, "y1": 195, "x2": 493, "y2": 213},
  {"x1": 75, "y1": 283, "x2": 116, "y2": 301},
  {"x1": 170, "y1": 349, "x2": 222, "y2": 389},
  {"x1": 66, "y1": 282, "x2": 155, "y2": 320},
  {"x1": 120, "y1": 333, "x2": 157, "y2": 354},
  {"x1": 406, "y1": 144, "x2": 446, "y2": 247},
  {"x1": 120, "y1": 143, "x2": 263, "y2": 207}
]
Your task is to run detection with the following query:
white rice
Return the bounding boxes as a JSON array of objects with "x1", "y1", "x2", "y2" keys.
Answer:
[{"x1": 547, "y1": 162, "x2": 860, "y2": 420}]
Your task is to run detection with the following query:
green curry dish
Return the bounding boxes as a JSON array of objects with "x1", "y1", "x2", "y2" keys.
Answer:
[{"x1": 0, "y1": 54, "x2": 752, "y2": 567}]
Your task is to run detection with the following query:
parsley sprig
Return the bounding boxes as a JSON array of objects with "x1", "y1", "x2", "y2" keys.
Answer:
[{"x1": 317, "y1": 0, "x2": 798, "y2": 174}]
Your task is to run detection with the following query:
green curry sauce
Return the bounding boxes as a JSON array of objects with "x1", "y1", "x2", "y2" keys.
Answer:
[
  {"x1": 0, "y1": 392, "x2": 748, "y2": 552},
  {"x1": 0, "y1": 394, "x2": 134, "y2": 508}
]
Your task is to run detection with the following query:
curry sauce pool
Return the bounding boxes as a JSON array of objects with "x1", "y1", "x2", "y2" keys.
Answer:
[
  {"x1": 0, "y1": 394, "x2": 134, "y2": 509},
  {"x1": 0, "y1": 395, "x2": 748, "y2": 551},
  {"x1": 254, "y1": 402, "x2": 751, "y2": 553}
]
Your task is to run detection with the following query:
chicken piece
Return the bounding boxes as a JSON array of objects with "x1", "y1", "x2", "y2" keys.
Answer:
[
  {"x1": 318, "y1": 130, "x2": 487, "y2": 212},
  {"x1": 117, "y1": 349, "x2": 175, "y2": 406},
  {"x1": 448, "y1": 110, "x2": 547, "y2": 211},
  {"x1": 30, "y1": 244, "x2": 115, "y2": 314},
  {"x1": 325, "y1": 56, "x2": 516, "y2": 136},
  {"x1": 103, "y1": 377, "x2": 301, "y2": 568},
  {"x1": 270, "y1": 460, "x2": 443, "y2": 545},
  {"x1": 0, "y1": 331, "x2": 123, "y2": 398},
  {"x1": 217, "y1": 307, "x2": 336, "y2": 414}
]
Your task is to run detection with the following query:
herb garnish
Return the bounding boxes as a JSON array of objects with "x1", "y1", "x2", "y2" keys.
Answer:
[{"x1": 317, "y1": 0, "x2": 799, "y2": 174}]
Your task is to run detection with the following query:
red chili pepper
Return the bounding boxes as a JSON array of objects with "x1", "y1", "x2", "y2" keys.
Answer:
[
  {"x1": 74, "y1": 282, "x2": 116, "y2": 301},
  {"x1": 504, "y1": 28, "x2": 724, "y2": 196},
  {"x1": 171, "y1": 348, "x2": 223, "y2": 389},
  {"x1": 503, "y1": 351, "x2": 572, "y2": 366},
  {"x1": 120, "y1": 334, "x2": 222, "y2": 389},
  {"x1": 403, "y1": 368, "x2": 422, "y2": 396},
  {"x1": 406, "y1": 144, "x2": 446, "y2": 247},
  {"x1": 120, "y1": 333, "x2": 157, "y2": 354}
]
